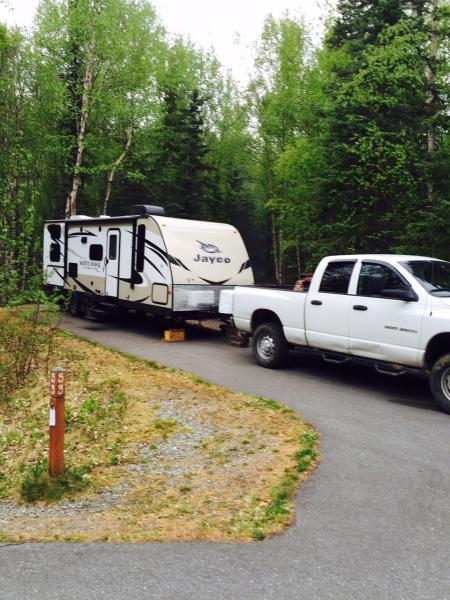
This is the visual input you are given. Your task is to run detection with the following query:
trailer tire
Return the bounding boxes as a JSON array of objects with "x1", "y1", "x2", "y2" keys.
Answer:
[
  {"x1": 430, "y1": 353, "x2": 450, "y2": 414},
  {"x1": 252, "y1": 323, "x2": 288, "y2": 368},
  {"x1": 68, "y1": 293, "x2": 81, "y2": 317}
]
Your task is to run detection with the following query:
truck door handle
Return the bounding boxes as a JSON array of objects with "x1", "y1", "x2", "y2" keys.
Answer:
[
  {"x1": 311, "y1": 300, "x2": 322, "y2": 306},
  {"x1": 353, "y1": 305, "x2": 368, "y2": 311}
]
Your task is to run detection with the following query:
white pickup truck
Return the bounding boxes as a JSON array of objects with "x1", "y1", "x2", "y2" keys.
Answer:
[{"x1": 221, "y1": 254, "x2": 450, "y2": 414}]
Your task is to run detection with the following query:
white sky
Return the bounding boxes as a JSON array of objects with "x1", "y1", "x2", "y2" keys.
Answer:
[{"x1": 0, "y1": 0, "x2": 335, "y2": 86}]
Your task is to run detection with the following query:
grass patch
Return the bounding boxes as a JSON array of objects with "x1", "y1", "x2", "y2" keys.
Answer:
[
  {"x1": 0, "y1": 307, "x2": 319, "y2": 543},
  {"x1": 19, "y1": 461, "x2": 91, "y2": 503}
]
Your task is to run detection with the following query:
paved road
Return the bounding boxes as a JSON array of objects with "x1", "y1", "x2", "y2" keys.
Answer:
[{"x1": 1, "y1": 315, "x2": 449, "y2": 600}]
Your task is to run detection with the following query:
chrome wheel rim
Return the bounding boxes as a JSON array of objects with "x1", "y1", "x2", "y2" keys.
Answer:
[
  {"x1": 257, "y1": 334, "x2": 275, "y2": 360},
  {"x1": 441, "y1": 367, "x2": 450, "y2": 401}
]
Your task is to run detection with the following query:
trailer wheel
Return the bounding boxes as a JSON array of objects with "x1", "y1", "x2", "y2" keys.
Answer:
[
  {"x1": 68, "y1": 293, "x2": 81, "y2": 317},
  {"x1": 68, "y1": 293, "x2": 91, "y2": 318},
  {"x1": 430, "y1": 353, "x2": 450, "y2": 414},
  {"x1": 252, "y1": 323, "x2": 288, "y2": 368}
]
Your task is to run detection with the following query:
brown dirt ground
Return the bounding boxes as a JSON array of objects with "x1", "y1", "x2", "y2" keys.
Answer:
[{"x1": 0, "y1": 329, "x2": 318, "y2": 543}]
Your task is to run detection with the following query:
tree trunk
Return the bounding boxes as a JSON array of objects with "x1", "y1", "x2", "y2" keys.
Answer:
[
  {"x1": 103, "y1": 127, "x2": 132, "y2": 215},
  {"x1": 425, "y1": 0, "x2": 439, "y2": 208},
  {"x1": 65, "y1": 58, "x2": 93, "y2": 218},
  {"x1": 271, "y1": 212, "x2": 282, "y2": 284},
  {"x1": 296, "y1": 244, "x2": 301, "y2": 275},
  {"x1": 278, "y1": 224, "x2": 283, "y2": 284}
]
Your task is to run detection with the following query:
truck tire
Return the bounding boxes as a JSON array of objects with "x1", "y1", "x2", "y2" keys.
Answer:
[
  {"x1": 252, "y1": 323, "x2": 288, "y2": 368},
  {"x1": 430, "y1": 354, "x2": 450, "y2": 414}
]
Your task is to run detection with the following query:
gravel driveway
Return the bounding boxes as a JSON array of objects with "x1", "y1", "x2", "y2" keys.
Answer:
[{"x1": 1, "y1": 314, "x2": 449, "y2": 600}]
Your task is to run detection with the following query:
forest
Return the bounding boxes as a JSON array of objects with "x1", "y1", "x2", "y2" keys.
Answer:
[{"x1": 1, "y1": 0, "x2": 450, "y2": 303}]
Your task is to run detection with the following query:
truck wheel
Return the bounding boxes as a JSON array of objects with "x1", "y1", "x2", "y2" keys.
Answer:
[
  {"x1": 252, "y1": 323, "x2": 288, "y2": 368},
  {"x1": 430, "y1": 354, "x2": 450, "y2": 414}
]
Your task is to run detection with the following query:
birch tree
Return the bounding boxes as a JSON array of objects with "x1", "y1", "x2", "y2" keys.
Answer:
[
  {"x1": 248, "y1": 15, "x2": 310, "y2": 282},
  {"x1": 34, "y1": 0, "x2": 164, "y2": 218}
]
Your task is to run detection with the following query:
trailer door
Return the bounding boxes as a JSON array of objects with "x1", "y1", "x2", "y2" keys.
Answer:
[{"x1": 105, "y1": 229, "x2": 120, "y2": 297}]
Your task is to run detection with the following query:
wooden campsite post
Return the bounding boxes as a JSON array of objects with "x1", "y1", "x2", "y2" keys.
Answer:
[{"x1": 49, "y1": 367, "x2": 66, "y2": 477}]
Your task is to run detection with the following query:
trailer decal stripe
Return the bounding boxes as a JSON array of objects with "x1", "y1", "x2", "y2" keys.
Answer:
[
  {"x1": 67, "y1": 231, "x2": 97, "y2": 238},
  {"x1": 125, "y1": 228, "x2": 186, "y2": 273},
  {"x1": 144, "y1": 237, "x2": 189, "y2": 272},
  {"x1": 238, "y1": 260, "x2": 251, "y2": 273},
  {"x1": 115, "y1": 272, "x2": 144, "y2": 285},
  {"x1": 145, "y1": 240, "x2": 169, "y2": 265},
  {"x1": 70, "y1": 277, "x2": 99, "y2": 294},
  {"x1": 144, "y1": 256, "x2": 166, "y2": 280},
  {"x1": 53, "y1": 268, "x2": 66, "y2": 282},
  {"x1": 198, "y1": 276, "x2": 231, "y2": 285},
  {"x1": 168, "y1": 255, "x2": 190, "y2": 271}
]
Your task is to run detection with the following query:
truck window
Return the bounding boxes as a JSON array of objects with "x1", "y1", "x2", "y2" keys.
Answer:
[
  {"x1": 319, "y1": 261, "x2": 355, "y2": 294},
  {"x1": 401, "y1": 260, "x2": 450, "y2": 297},
  {"x1": 357, "y1": 263, "x2": 408, "y2": 297}
]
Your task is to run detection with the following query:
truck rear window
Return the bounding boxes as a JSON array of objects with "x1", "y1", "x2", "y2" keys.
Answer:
[{"x1": 319, "y1": 261, "x2": 355, "y2": 294}]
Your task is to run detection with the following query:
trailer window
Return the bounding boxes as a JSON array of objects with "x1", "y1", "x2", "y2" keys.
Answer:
[
  {"x1": 108, "y1": 235, "x2": 118, "y2": 260},
  {"x1": 50, "y1": 242, "x2": 61, "y2": 263},
  {"x1": 68, "y1": 263, "x2": 78, "y2": 278},
  {"x1": 89, "y1": 244, "x2": 103, "y2": 261},
  {"x1": 136, "y1": 224, "x2": 145, "y2": 272},
  {"x1": 47, "y1": 224, "x2": 61, "y2": 240}
]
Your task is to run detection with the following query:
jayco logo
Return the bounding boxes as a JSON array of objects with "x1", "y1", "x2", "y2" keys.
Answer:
[{"x1": 193, "y1": 240, "x2": 231, "y2": 264}]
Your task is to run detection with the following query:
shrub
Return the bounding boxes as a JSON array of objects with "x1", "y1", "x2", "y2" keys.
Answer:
[{"x1": 0, "y1": 300, "x2": 61, "y2": 402}]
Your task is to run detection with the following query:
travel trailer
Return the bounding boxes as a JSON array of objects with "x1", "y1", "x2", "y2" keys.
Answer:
[{"x1": 43, "y1": 206, "x2": 254, "y2": 318}]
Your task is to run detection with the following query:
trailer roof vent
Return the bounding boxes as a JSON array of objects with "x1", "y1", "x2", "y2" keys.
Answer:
[
  {"x1": 69, "y1": 215, "x2": 93, "y2": 220},
  {"x1": 131, "y1": 205, "x2": 166, "y2": 216}
]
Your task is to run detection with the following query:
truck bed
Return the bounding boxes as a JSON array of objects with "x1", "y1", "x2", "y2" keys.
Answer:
[{"x1": 232, "y1": 286, "x2": 308, "y2": 347}]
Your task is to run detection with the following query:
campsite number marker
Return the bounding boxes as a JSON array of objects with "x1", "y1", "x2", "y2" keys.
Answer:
[{"x1": 49, "y1": 368, "x2": 65, "y2": 477}]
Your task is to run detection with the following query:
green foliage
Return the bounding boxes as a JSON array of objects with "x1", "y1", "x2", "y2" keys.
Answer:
[
  {"x1": 2, "y1": 1, "x2": 450, "y2": 291},
  {"x1": 19, "y1": 460, "x2": 91, "y2": 503},
  {"x1": 247, "y1": 14, "x2": 316, "y2": 281},
  {"x1": 148, "y1": 86, "x2": 217, "y2": 220},
  {"x1": 0, "y1": 303, "x2": 61, "y2": 402},
  {"x1": 306, "y1": 1, "x2": 450, "y2": 261},
  {"x1": 71, "y1": 386, "x2": 128, "y2": 441},
  {"x1": 153, "y1": 418, "x2": 179, "y2": 440},
  {"x1": 0, "y1": 26, "x2": 45, "y2": 303}
]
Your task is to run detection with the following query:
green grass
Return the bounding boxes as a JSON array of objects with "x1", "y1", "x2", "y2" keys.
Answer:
[
  {"x1": 153, "y1": 418, "x2": 179, "y2": 439},
  {"x1": 250, "y1": 430, "x2": 319, "y2": 541},
  {"x1": 19, "y1": 460, "x2": 92, "y2": 503}
]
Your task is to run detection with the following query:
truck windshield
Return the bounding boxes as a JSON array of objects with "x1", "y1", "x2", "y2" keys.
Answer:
[{"x1": 400, "y1": 260, "x2": 450, "y2": 297}]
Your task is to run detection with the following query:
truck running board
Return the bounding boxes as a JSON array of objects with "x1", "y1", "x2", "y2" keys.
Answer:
[
  {"x1": 374, "y1": 364, "x2": 407, "y2": 377},
  {"x1": 322, "y1": 353, "x2": 351, "y2": 365}
]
